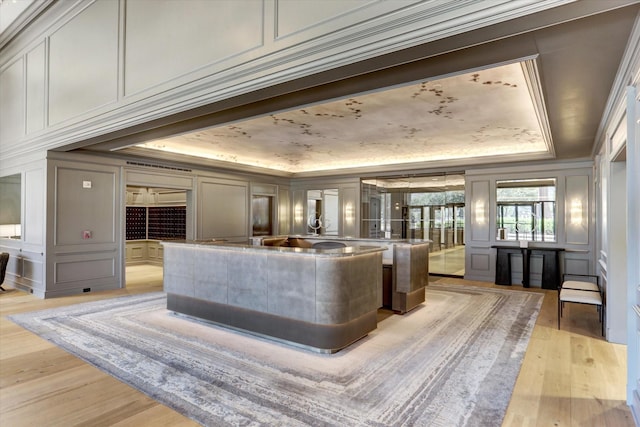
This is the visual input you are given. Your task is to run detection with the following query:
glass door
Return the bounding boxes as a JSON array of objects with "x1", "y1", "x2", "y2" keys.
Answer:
[
  {"x1": 360, "y1": 173, "x2": 465, "y2": 276},
  {"x1": 408, "y1": 207, "x2": 423, "y2": 239}
]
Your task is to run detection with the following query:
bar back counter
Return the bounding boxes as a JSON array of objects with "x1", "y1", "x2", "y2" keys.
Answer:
[
  {"x1": 252, "y1": 235, "x2": 430, "y2": 314},
  {"x1": 162, "y1": 240, "x2": 387, "y2": 353}
]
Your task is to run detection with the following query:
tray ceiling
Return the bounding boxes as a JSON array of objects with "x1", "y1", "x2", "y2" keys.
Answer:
[{"x1": 134, "y1": 61, "x2": 551, "y2": 174}]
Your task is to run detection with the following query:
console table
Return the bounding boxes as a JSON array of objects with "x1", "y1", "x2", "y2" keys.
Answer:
[{"x1": 492, "y1": 245, "x2": 564, "y2": 290}]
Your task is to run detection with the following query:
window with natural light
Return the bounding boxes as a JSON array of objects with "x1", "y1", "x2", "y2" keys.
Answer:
[{"x1": 496, "y1": 178, "x2": 556, "y2": 242}]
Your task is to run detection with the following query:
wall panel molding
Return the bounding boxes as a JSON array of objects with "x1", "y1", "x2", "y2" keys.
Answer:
[
  {"x1": 54, "y1": 257, "x2": 115, "y2": 285},
  {"x1": 197, "y1": 177, "x2": 249, "y2": 240},
  {"x1": 564, "y1": 174, "x2": 590, "y2": 245},
  {"x1": 47, "y1": 0, "x2": 119, "y2": 126},
  {"x1": 469, "y1": 180, "x2": 490, "y2": 242},
  {"x1": 1, "y1": 0, "x2": 579, "y2": 163},
  {"x1": 54, "y1": 166, "x2": 117, "y2": 246},
  {"x1": 0, "y1": 57, "x2": 25, "y2": 144}
]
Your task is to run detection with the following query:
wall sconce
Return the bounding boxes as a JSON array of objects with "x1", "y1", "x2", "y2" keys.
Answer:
[
  {"x1": 570, "y1": 199, "x2": 583, "y2": 226},
  {"x1": 394, "y1": 202, "x2": 400, "y2": 211},
  {"x1": 345, "y1": 203, "x2": 355, "y2": 226},
  {"x1": 475, "y1": 201, "x2": 485, "y2": 225},
  {"x1": 294, "y1": 203, "x2": 304, "y2": 226}
]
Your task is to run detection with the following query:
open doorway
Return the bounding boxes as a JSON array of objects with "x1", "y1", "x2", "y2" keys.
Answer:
[{"x1": 124, "y1": 186, "x2": 188, "y2": 288}]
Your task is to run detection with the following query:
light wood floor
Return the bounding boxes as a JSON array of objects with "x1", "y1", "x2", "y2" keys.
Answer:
[
  {"x1": 429, "y1": 245, "x2": 465, "y2": 276},
  {"x1": 0, "y1": 267, "x2": 633, "y2": 426}
]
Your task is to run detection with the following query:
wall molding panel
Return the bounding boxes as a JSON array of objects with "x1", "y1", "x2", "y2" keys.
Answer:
[
  {"x1": 464, "y1": 162, "x2": 595, "y2": 285},
  {"x1": 0, "y1": 0, "x2": 575, "y2": 164},
  {"x1": 54, "y1": 257, "x2": 115, "y2": 285},
  {"x1": 47, "y1": 159, "x2": 122, "y2": 296},
  {"x1": 564, "y1": 174, "x2": 590, "y2": 245},
  {"x1": 197, "y1": 177, "x2": 249, "y2": 241},
  {"x1": 47, "y1": 0, "x2": 119, "y2": 126}
]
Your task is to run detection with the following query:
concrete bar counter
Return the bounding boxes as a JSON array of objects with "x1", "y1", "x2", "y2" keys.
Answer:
[
  {"x1": 162, "y1": 240, "x2": 386, "y2": 353},
  {"x1": 251, "y1": 235, "x2": 430, "y2": 314}
]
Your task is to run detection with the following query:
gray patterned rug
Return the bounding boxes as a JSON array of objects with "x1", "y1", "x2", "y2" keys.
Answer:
[{"x1": 9, "y1": 284, "x2": 542, "y2": 426}]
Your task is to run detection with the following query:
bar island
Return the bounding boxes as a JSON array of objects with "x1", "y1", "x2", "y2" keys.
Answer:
[
  {"x1": 252, "y1": 235, "x2": 430, "y2": 314},
  {"x1": 162, "y1": 240, "x2": 387, "y2": 353}
]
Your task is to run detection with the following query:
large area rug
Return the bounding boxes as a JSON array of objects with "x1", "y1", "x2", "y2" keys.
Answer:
[{"x1": 10, "y1": 284, "x2": 542, "y2": 426}]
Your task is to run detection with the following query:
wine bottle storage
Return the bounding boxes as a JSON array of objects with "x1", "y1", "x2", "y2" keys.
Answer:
[
  {"x1": 126, "y1": 207, "x2": 147, "y2": 240},
  {"x1": 126, "y1": 206, "x2": 186, "y2": 240},
  {"x1": 148, "y1": 206, "x2": 186, "y2": 240}
]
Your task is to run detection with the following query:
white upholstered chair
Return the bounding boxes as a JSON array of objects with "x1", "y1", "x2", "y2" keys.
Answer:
[{"x1": 557, "y1": 274, "x2": 604, "y2": 336}]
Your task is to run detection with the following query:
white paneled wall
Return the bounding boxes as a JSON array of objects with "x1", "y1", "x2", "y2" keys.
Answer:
[
  {"x1": 0, "y1": 0, "x2": 572, "y2": 164},
  {"x1": 25, "y1": 42, "x2": 45, "y2": 133},
  {"x1": 124, "y1": 0, "x2": 264, "y2": 96},
  {"x1": 564, "y1": 175, "x2": 589, "y2": 245},
  {"x1": 0, "y1": 57, "x2": 24, "y2": 143},
  {"x1": 48, "y1": 0, "x2": 119, "y2": 126}
]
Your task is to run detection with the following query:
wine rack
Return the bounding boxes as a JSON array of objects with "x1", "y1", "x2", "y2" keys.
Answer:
[
  {"x1": 147, "y1": 206, "x2": 186, "y2": 240},
  {"x1": 126, "y1": 207, "x2": 147, "y2": 240},
  {"x1": 126, "y1": 206, "x2": 186, "y2": 240}
]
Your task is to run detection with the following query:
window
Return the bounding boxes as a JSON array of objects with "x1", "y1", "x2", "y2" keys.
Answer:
[
  {"x1": 496, "y1": 178, "x2": 556, "y2": 242},
  {"x1": 0, "y1": 174, "x2": 21, "y2": 239}
]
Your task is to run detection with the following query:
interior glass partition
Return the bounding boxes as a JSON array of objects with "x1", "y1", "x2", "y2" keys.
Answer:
[{"x1": 361, "y1": 173, "x2": 465, "y2": 276}]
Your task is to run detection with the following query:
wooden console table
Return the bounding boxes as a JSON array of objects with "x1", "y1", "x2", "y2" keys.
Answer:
[{"x1": 492, "y1": 245, "x2": 564, "y2": 290}]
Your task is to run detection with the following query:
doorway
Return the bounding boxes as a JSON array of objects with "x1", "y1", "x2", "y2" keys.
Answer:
[
  {"x1": 124, "y1": 185, "x2": 190, "y2": 288},
  {"x1": 252, "y1": 195, "x2": 274, "y2": 236}
]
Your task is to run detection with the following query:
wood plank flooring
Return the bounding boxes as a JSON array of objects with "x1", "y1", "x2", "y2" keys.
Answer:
[{"x1": 0, "y1": 267, "x2": 633, "y2": 426}]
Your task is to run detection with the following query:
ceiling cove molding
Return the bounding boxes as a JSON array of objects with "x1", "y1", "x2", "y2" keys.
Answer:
[
  {"x1": 593, "y1": 11, "x2": 640, "y2": 157},
  {"x1": 0, "y1": 0, "x2": 54, "y2": 50},
  {"x1": 288, "y1": 151, "x2": 557, "y2": 179},
  {"x1": 117, "y1": 147, "x2": 296, "y2": 179},
  {"x1": 113, "y1": 145, "x2": 556, "y2": 181},
  {"x1": 522, "y1": 58, "x2": 555, "y2": 158}
]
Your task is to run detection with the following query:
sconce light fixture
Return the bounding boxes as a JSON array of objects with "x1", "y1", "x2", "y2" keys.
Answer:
[
  {"x1": 345, "y1": 203, "x2": 355, "y2": 226},
  {"x1": 570, "y1": 199, "x2": 583, "y2": 226},
  {"x1": 294, "y1": 203, "x2": 304, "y2": 225},
  {"x1": 475, "y1": 200, "x2": 485, "y2": 224}
]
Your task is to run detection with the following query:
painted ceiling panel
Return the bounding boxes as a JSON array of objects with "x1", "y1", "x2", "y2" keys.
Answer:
[{"x1": 137, "y1": 61, "x2": 550, "y2": 173}]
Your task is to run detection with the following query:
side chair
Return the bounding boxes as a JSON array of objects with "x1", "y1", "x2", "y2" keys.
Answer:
[
  {"x1": 0, "y1": 252, "x2": 9, "y2": 291},
  {"x1": 558, "y1": 273, "x2": 604, "y2": 336}
]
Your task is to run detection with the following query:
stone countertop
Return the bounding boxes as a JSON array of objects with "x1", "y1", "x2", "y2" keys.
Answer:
[
  {"x1": 161, "y1": 239, "x2": 388, "y2": 257},
  {"x1": 256, "y1": 235, "x2": 431, "y2": 245}
]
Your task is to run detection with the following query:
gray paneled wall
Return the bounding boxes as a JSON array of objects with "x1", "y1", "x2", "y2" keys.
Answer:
[
  {"x1": 197, "y1": 177, "x2": 249, "y2": 241},
  {"x1": 47, "y1": 159, "x2": 122, "y2": 298},
  {"x1": 290, "y1": 178, "x2": 361, "y2": 237},
  {"x1": 0, "y1": 158, "x2": 46, "y2": 295},
  {"x1": 465, "y1": 162, "x2": 595, "y2": 286}
]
